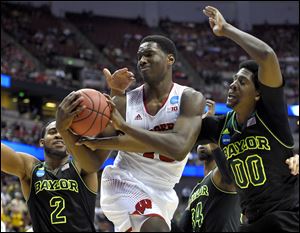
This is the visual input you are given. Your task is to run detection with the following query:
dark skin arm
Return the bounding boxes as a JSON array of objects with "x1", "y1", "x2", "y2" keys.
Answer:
[
  {"x1": 203, "y1": 6, "x2": 282, "y2": 87},
  {"x1": 78, "y1": 88, "x2": 206, "y2": 161},
  {"x1": 1, "y1": 143, "x2": 39, "y2": 200},
  {"x1": 56, "y1": 91, "x2": 114, "y2": 174}
]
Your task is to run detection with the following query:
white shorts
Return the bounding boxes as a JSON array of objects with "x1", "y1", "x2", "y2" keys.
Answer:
[{"x1": 100, "y1": 166, "x2": 179, "y2": 232}]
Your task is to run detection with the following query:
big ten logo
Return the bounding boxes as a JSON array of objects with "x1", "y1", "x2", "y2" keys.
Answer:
[
  {"x1": 167, "y1": 105, "x2": 179, "y2": 113},
  {"x1": 132, "y1": 199, "x2": 152, "y2": 215}
]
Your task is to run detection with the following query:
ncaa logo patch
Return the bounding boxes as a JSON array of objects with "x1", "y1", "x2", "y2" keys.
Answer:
[
  {"x1": 36, "y1": 169, "x2": 45, "y2": 177},
  {"x1": 221, "y1": 134, "x2": 231, "y2": 145},
  {"x1": 170, "y1": 96, "x2": 179, "y2": 105}
]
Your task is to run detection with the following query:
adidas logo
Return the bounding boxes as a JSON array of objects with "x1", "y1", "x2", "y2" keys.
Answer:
[{"x1": 134, "y1": 114, "x2": 143, "y2": 120}]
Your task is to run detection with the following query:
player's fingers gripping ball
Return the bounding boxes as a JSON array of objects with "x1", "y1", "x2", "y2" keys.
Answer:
[{"x1": 70, "y1": 88, "x2": 111, "y2": 137}]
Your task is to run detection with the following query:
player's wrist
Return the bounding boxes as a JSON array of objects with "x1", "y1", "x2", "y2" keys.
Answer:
[
  {"x1": 222, "y1": 23, "x2": 233, "y2": 37},
  {"x1": 110, "y1": 88, "x2": 125, "y2": 96}
]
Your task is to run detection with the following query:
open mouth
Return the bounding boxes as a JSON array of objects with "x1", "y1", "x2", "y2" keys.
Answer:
[
  {"x1": 140, "y1": 66, "x2": 150, "y2": 71},
  {"x1": 227, "y1": 93, "x2": 236, "y2": 100},
  {"x1": 53, "y1": 141, "x2": 64, "y2": 146}
]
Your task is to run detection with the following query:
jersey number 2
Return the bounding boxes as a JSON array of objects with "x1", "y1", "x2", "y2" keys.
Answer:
[{"x1": 50, "y1": 196, "x2": 66, "y2": 224}]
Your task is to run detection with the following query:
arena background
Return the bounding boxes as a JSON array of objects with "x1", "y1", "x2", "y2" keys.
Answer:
[{"x1": 1, "y1": 1, "x2": 298, "y2": 231}]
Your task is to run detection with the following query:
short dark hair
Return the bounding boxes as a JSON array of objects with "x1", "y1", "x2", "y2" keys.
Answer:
[
  {"x1": 40, "y1": 120, "x2": 55, "y2": 139},
  {"x1": 140, "y1": 35, "x2": 177, "y2": 60},
  {"x1": 239, "y1": 60, "x2": 259, "y2": 89}
]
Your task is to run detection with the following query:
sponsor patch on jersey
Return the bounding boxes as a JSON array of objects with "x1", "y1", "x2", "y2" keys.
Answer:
[
  {"x1": 221, "y1": 133, "x2": 231, "y2": 145},
  {"x1": 36, "y1": 169, "x2": 45, "y2": 177},
  {"x1": 170, "y1": 96, "x2": 179, "y2": 105},
  {"x1": 61, "y1": 163, "x2": 70, "y2": 171}
]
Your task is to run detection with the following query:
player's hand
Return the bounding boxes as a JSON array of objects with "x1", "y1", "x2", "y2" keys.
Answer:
[
  {"x1": 202, "y1": 99, "x2": 216, "y2": 119},
  {"x1": 203, "y1": 6, "x2": 228, "y2": 37},
  {"x1": 75, "y1": 136, "x2": 101, "y2": 151},
  {"x1": 286, "y1": 154, "x2": 299, "y2": 176},
  {"x1": 56, "y1": 91, "x2": 85, "y2": 132},
  {"x1": 103, "y1": 93, "x2": 126, "y2": 131},
  {"x1": 103, "y1": 67, "x2": 135, "y2": 94},
  {"x1": 76, "y1": 134, "x2": 124, "y2": 151}
]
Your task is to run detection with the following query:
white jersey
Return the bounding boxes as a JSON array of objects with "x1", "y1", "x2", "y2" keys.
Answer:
[{"x1": 109, "y1": 83, "x2": 189, "y2": 190}]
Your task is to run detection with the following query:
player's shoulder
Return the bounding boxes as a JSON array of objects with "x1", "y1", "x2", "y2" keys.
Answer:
[
  {"x1": 182, "y1": 86, "x2": 204, "y2": 96},
  {"x1": 181, "y1": 87, "x2": 205, "y2": 104}
]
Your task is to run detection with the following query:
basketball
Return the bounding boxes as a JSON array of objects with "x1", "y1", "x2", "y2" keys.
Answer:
[{"x1": 70, "y1": 88, "x2": 111, "y2": 137}]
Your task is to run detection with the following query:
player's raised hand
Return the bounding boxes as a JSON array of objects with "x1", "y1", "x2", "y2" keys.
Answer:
[
  {"x1": 203, "y1": 6, "x2": 228, "y2": 37},
  {"x1": 286, "y1": 154, "x2": 299, "y2": 176},
  {"x1": 202, "y1": 99, "x2": 216, "y2": 119},
  {"x1": 56, "y1": 91, "x2": 85, "y2": 132},
  {"x1": 103, "y1": 67, "x2": 135, "y2": 94}
]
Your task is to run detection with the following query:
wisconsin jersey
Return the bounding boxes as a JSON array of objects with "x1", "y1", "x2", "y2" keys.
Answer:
[
  {"x1": 185, "y1": 170, "x2": 241, "y2": 232},
  {"x1": 108, "y1": 83, "x2": 190, "y2": 190},
  {"x1": 27, "y1": 160, "x2": 96, "y2": 232}
]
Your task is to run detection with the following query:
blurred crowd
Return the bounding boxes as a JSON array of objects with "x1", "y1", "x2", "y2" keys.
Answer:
[{"x1": 1, "y1": 2, "x2": 298, "y2": 103}]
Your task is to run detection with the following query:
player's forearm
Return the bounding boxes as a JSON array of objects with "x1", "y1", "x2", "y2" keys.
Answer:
[
  {"x1": 59, "y1": 129, "x2": 110, "y2": 173},
  {"x1": 110, "y1": 88, "x2": 125, "y2": 97},
  {"x1": 223, "y1": 23, "x2": 275, "y2": 64},
  {"x1": 120, "y1": 123, "x2": 189, "y2": 161}
]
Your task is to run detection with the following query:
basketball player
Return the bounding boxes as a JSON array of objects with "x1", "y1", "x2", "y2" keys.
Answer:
[
  {"x1": 176, "y1": 101, "x2": 241, "y2": 232},
  {"x1": 1, "y1": 120, "x2": 99, "y2": 231},
  {"x1": 176, "y1": 143, "x2": 241, "y2": 232},
  {"x1": 196, "y1": 6, "x2": 299, "y2": 231},
  {"x1": 76, "y1": 35, "x2": 206, "y2": 232},
  {"x1": 173, "y1": 100, "x2": 298, "y2": 232}
]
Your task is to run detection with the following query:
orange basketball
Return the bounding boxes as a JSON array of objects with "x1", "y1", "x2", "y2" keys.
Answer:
[{"x1": 70, "y1": 88, "x2": 111, "y2": 137}]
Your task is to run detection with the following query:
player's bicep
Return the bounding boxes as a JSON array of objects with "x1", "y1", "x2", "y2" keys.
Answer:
[
  {"x1": 173, "y1": 89, "x2": 205, "y2": 148},
  {"x1": 1, "y1": 144, "x2": 37, "y2": 179}
]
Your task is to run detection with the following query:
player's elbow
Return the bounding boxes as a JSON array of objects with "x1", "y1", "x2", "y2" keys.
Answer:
[
  {"x1": 260, "y1": 46, "x2": 276, "y2": 61},
  {"x1": 167, "y1": 143, "x2": 190, "y2": 161},
  {"x1": 81, "y1": 164, "x2": 100, "y2": 174}
]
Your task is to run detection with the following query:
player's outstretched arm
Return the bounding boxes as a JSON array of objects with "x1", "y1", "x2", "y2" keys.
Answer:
[
  {"x1": 78, "y1": 89, "x2": 205, "y2": 161},
  {"x1": 203, "y1": 5, "x2": 282, "y2": 88},
  {"x1": 1, "y1": 143, "x2": 38, "y2": 180}
]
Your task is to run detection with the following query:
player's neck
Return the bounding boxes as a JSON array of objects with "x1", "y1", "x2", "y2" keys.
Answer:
[
  {"x1": 235, "y1": 105, "x2": 255, "y2": 125},
  {"x1": 204, "y1": 160, "x2": 216, "y2": 176},
  {"x1": 44, "y1": 156, "x2": 69, "y2": 171},
  {"x1": 144, "y1": 80, "x2": 173, "y2": 100}
]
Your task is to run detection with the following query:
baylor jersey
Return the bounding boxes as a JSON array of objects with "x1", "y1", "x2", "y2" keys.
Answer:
[
  {"x1": 27, "y1": 160, "x2": 96, "y2": 232},
  {"x1": 199, "y1": 83, "x2": 298, "y2": 222},
  {"x1": 187, "y1": 170, "x2": 241, "y2": 232},
  {"x1": 219, "y1": 110, "x2": 298, "y2": 221}
]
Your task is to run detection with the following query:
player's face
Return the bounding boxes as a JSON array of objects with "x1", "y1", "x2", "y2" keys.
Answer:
[
  {"x1": 40, "y1": 121, "x2": 68, "y2": 159},
  {"x1": 137, "y1": 42, "x2": 169, "y2": 84},
  {"x1": 226, "y1": 68, "x2": 258, "y2": 110}
]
